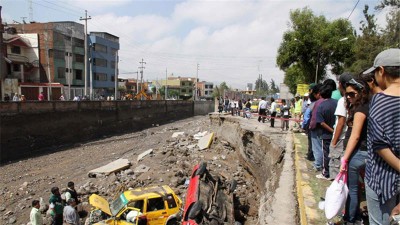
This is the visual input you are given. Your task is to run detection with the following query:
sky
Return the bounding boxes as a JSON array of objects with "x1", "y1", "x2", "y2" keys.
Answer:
[{"x1": 1, "y1": 0, "x2": 389, "y2": 89}]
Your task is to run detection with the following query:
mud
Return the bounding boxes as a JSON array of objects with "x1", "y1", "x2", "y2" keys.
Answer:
[{"x1": 0, "y1": 114, "x2": 292, "y2": 224}]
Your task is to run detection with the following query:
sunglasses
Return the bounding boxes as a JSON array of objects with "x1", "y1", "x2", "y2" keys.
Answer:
[
  {"x1": 345, "y1": 92, "x2": 357, "y2": 98},
  {"x1": 346, "y1": 79, "x2": 364, "y2": 90}
]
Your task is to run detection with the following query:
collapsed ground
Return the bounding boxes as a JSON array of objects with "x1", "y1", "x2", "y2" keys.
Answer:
[{"x1": 0, "y1": 115, "x2": 289, "y2": 224}]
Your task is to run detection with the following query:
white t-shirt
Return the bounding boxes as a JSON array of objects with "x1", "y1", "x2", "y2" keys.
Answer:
[
  {"x1": 332, "y1": 97, "x2": 347, "y2": 140},
  {"x1": 258, "y1": 100, "x2": 267, "y2": 109},
  {"x1": 270, "y1": 102, "x2": 277, "y2": 113}
]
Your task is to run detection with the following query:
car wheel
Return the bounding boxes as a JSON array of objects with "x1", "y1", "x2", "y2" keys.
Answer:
[
  {"x1": 228, "y1": 180, "x2": 237, "y2": 194},
  {"x1": 188, "y1": 201, "x2": 203, "y2": 220},
  {"x1": 195, "y1": 162, "x2": 207, "y2": 176},
  {"x1": 166, "y1": 219, "x2": 178, "y2": 225}
]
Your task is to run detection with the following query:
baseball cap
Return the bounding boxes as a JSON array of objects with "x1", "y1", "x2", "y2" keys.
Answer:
[
  {"x1": 339, "y1": 72, "x2": 353, "y2": 87},
  {"x1": 363, "y1": 48, "x2": 400, "y2": 74},
  {"x1": 304, "y1": 93, "x2": 309, "y2": 97},
  {"x1": 295, "y1": 93, "x2": 300, "y2": 98},
  {"x1": 309, "y1": 83, "x2": 316, "y2": 90}
]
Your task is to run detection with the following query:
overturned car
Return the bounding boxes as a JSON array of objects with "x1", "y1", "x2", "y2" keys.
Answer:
[
  {"x1": 87, "y1": 185, "x2": 182, "y2": 225},
  {"x1": 182, "y1": 162, "x2": 239, "y2": 225}
]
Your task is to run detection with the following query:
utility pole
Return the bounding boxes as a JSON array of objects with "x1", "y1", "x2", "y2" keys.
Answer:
[
  {"x1": 195, "y1": 63, "x2": 199, "y2": 101},
  {"x1": 114, "y1": 51, "x2": 118, "y2": 99},
  {"x1": 44, "y1": 24, "x2": 52, "y2": 100},
  {"x1": 28, "y1": 0, "x2": 33, "y2": 22},
  {"x1": 165, "y1": 68, "x2": 167, "y2": 100},
  {"x1": 80, "y1": 10, "x2": 91, "y2": 97},
  {"x1": 138, "y1": 58, "x2": 146, "y2": 98},
  {"x1": 0, "y1": 6, "x2": 4, "y2": 100}
]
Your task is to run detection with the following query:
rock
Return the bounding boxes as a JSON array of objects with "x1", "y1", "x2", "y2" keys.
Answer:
[
  {"x1": 137, "y1": 149, "x2": 154, "y2": 162},
  {"x1": 134, "y1": 164, "x2": 151, "y2": 173},
  {"x1": 124, "y1": 169, "x2": 134, "y2": 175},
  {"x1": 22, "y1": 182, "x2": 29, "y2": 187},
  {"x1": 8, "y1": 217, "x2": 16, "y2": 224},
  {"x1": 0, "y1": 206, "x2": 5, "y2": 211},
  {"x1": 171, "y1": 132, "x2": 184, "y2": 138}
]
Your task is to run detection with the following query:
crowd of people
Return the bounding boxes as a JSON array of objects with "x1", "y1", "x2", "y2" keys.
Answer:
[
  {"x1": 300, "y1": 48, "x2": 399, "y2": 225},
  {"x1": 30, "y1": 181, "x2": 82, "y2": 225}
]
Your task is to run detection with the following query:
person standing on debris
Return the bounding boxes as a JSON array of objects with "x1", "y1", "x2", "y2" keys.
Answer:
[
  {"x1": 258, "y1": 97, "x2": 267, "y2": 123},
  {"x1": 49, "y1": 187, "x2": 64, "y2": 225},
  {"x1": 281, "y1": 99, "x2": 290, "y2": 131},
  {"x1": 65, "y1": 182, "x2": 80, "y2": 205},
  {"x1": 63, "y1": 198, "x2": 80, "y2": 225},
  {"x1": 270, "y1": 97, "x2": 277, "y2": 127},
  {"x1": 30, "y1": 200, "x2": 43, "y2": 225},
  {"x1": 223, "y1": 96, "x2": 230, "y2": 113}
]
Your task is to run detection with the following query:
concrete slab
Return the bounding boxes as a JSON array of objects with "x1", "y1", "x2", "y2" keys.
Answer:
[
  {"x1": 193, "y1": 131, "x2": 208, "y2": 140},
  {"x1": 88, "y1": 158, "x2": 131, "y2": 177},
  {"x1": 197, "y1": 132, "x2": 214, "y2": 150},
  {"x1": 137, "y1": 149, "x2": 153, "y2": 162},
  {"x1": 171, "y1": 132, "x2": 184, "y2": 138}
]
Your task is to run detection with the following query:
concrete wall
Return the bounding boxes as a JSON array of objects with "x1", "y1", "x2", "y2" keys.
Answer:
[{"x1": 0, "y1": 100, "x2": 213, "y2": 163}]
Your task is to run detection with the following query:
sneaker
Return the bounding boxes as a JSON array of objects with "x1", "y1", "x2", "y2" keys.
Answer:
[{"x1": 316, "y1": 174, "x2": 332, "y2": 181}]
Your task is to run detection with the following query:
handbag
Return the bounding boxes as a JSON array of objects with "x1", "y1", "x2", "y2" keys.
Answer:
[{"x1": 324, "y1": 171, "x2": 349, "y2": 219}]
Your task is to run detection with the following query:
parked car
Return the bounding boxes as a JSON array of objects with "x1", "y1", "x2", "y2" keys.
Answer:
[
  {"x1": 87, "y1": 185, "x2": 182, "y2": 225},
  {"x1": 182, "y1": 162, "x2": 239, "y2": 225}
]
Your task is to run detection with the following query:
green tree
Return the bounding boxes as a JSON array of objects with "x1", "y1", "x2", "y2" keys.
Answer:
[
  {"x1": 376, "y1": 0, "x2": 400, "y2": 48},
  {"x1": 284, "y1": 65, "x2": 306, "y2": 94},
  {"x1": 255, "y1": 76, "x2": 269, "y2": 96},
  {"x1": 276, "y1": 7, "x2": 355, "y2": 87},
  {"x1": 270, "y1": 79, "x2": 280, "y2": 95},
  {"x1": 212, "y1": 82, "x2": 230, "y2": 98}
]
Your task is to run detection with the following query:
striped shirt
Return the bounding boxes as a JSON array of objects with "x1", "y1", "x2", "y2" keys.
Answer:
[{"x1": 366, "y1": 93, "x2": 400, "y2": 204}]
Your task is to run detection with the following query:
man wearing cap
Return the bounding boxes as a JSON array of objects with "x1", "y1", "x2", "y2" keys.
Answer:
[
  {"x1": 328, "y1": 72, "x2": 353, "y2": 179},
  {"x1": 294, "y1": 93, "x2": 303, "y2": 129},
  {"x1": 363, "y1": 48, "x2": 400, "y2": 225}
]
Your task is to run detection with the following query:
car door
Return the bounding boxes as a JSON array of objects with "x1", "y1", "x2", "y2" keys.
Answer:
[{"x1": 145, "y1": 197, "x2": 168, "y2": 225}]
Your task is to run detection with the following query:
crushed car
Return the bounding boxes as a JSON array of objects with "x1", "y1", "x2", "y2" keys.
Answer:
[
  {"x1": 87, "y1": 185, "x2": 182, "y2": 225},
  {"x1": 182, "y1": 162, "x2": 240, "y2": 225}
]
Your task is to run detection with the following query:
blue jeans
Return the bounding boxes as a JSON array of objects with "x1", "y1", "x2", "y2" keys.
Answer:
[
  {"x1": 310, "y1": 129, "x2": 322, "y2": 169},
  {"x1": 344, "y1": 150, "x2": 368, "y2": 223},
  {"x1": 366, "y1": 183, "x2": 398, "y2": 225}
]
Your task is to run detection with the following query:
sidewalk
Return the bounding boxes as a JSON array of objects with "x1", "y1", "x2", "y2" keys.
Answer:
[{"x1": 293, "y1": 132, "x2": 332, "y2": 225}]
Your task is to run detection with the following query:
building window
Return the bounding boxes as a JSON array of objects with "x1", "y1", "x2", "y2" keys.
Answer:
[
  {"x1": 93, "y1": 58, "x2": 107, "y2": 67},
  {"x1": 111, "y1": 48, "x2": 118, "y2": 56},
  {"x1": 93, "y1": 43, "x2": 107, "y2": 53},
  {"x1": 50, "y1": 49, "x2": 64, "y2": 59},
  {"x1": 94, "y1": 73, "x2": 107, "y2": 81},
  {"x1": 111, "y1": 61, "x2": 116, "y2": 69},
  {"x1": 58, "y1": 67, "x2": 66, "y2": 78},
  {"x1": 13, "y1": 64, "x2": 21, "y2": 72},
  {"x1": 11, "y1": 46, "x2": 21, "y2": 54},
  {"x1": 111, "y1": 75, "x2": 115, "y2": 82},
  {"x1": 73, "y1": 38, "x2": 84, "y2": 48},
  {"x1": 75, "y1": 69, "x2": 82, "y2": 80},
  {"x1": 181, "y1": 89, "x2": 186, "y2": 93},
  {"x1": 75, "y1": 54, "x2": 84, "y2": 63}
]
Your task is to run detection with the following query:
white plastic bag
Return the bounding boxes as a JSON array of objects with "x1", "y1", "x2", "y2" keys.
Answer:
[{"x1": 324, "y1": 171, "x2": 348, "y2": 219}]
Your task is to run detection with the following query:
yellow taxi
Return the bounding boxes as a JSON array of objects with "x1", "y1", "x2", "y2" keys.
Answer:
[{"x1": 87, "y1": 185, "x2": 182, "y2": 225}]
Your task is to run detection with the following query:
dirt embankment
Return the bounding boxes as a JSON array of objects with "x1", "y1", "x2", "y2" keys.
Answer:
[{"x1": 0, "y1": 115, "x2": 289, "y2": 224}]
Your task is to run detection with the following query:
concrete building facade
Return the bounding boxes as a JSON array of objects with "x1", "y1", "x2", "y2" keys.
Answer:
[{"x1": 89, "y1": 32, "x2": 119, "y2": 98}]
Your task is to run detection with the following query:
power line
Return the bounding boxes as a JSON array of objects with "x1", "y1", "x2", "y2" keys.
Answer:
[{"x1": 347, "y1": 0, "x2": 360, "y2": 20}]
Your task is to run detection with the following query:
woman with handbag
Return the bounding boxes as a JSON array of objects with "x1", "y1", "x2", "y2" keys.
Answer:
[{"x1": 340, "y1": 78, "x2": 370, "y2": 224}]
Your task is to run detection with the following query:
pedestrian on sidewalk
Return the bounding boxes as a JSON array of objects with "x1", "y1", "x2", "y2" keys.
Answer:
[
  {"x1": 309, "y1": 84, "x2": 324, "y2": 171},
  {"x1": 340, "y1": 78, "x2": 370, "y2": 224},
  {"x1": 258, "y1": 97, "x2": 267, "y2": 123},
  {"x1": 270, "y1": 97, "x2": 277, "y2": 127},
  {"x1": 281, "y1": 99, "x2": 290, "y2": 131},
  {"x1": 364, "y1": 48, "x2": 400, "y2": 225},
  {"x1": 315, "y1": 81, "x2": 337, "y2": 180},
  {"x1": 329, "y1": 72, "x2": 353, "y2": 179}
]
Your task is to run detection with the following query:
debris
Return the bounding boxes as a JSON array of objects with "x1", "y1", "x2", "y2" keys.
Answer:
[
  {"x1": 187, "y1": 144, "x2": 196, "y2": 149},
  {"x1": 193, "y1": 131, "x2": 208, "y2": 140},
  {"x1": 171, "y1": 132, "x2": 184, "y2": 138},
  {"x1": 137, "y1": 149, "x2": 154, "y2": 162},
  {"x1": 197, "y1": 132, "x2": 214, "y2": 150},
  {"x1": 88, "y1": 159, "x2": 131, "y2": 178},
  {"x1": 134, "y1": 164, "x2": 151, "y2": 173}
]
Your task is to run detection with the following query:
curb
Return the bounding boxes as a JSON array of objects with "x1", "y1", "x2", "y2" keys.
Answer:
[{"x1": 294, "y1": 133, "x2": 309, "y2": 225}]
